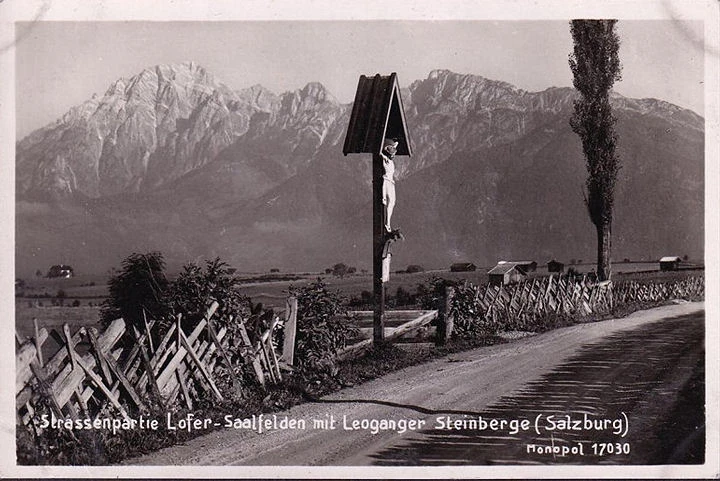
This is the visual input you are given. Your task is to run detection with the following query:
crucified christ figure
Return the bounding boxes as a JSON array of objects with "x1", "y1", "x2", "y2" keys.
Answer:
[{"x1": 381, "y1": 138, "x2": 403, "y2": 241}]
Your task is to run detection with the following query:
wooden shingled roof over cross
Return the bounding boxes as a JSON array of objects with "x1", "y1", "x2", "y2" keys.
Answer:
[{"x1": 342, "y1": 73, "x2": 412, "y2": 157}]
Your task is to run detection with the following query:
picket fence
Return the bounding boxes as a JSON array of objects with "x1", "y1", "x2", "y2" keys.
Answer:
[{"x1": 15, "y1": 299, "x2": 298, "y2": 429}]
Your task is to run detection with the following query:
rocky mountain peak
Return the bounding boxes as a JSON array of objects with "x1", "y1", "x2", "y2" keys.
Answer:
[
  {"x1": 278, "y1": 82, "x2": 338, "y2": 119},
  {"x1": 237, "y1": 84, "x2": 280, "y2": 112},
  {"x1": 301, "y1": 81, "x2": 336, "y2": 103},
  {"x1": 409, "y1": 69, "x2": 524, "y2": 115}
]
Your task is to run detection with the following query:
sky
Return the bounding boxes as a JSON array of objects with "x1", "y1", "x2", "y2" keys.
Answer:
[{"x1": 14, "y1": 19, "x2": 704, "y2": 139}]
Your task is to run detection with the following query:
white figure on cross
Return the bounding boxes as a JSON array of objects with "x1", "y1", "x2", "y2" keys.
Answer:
[{"x1": 381, "y1": 138, "x2": 399, "y2": 236}]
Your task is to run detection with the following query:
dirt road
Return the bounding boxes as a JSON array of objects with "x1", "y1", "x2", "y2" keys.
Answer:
[{"x1": 126, "y1": 301, "x2": 704, "y2": 466}]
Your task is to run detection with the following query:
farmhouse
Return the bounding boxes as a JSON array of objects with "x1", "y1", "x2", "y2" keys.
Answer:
[
  {"x1": 450, "y1": 262, "x2": 477, "y2": 272},
  {"x1": 487, "y1": 262, "x2": 527, "y2": 286},
  {"x1": 659, "y1": 256, "x2": 682, "y2": 271},
  {"x1": 47, "y1": 264, "x2": 74, "y2": 278},
  {"x1": 547, "y1": 259, "x2": 565, "y2": 273}
]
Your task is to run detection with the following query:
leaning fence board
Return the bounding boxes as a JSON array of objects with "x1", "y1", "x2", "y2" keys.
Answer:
[
  {"x1": 238, "y1": 322, "x2": 265, "y2": 386},
  {"x1": 120, "y1": 318, "x2": 157, "y2": 380},
  {"x1": 29, "y1": 362, "x2": 64, "y2": 419},
  {"x1": 154, "y1": 304, "x2": 215, "y2": 390},
  {"x1": 282, "y1": 297, "x2": 298, "y2": 366},
  {"x1": 179, "y1": 328, "x2": 223, "y2": 400},
  {"x1": 99, "y1": 344, "x2": 146, "y2": 411},
  {"x1": 166, "y1": 328, "x2": 225, "y2": 402},
  {"x1": 207, "y1": 319, "x2": 241, "y2": 391},
  {"x1": 73, "y1": 353, "x2": 130, "y2": 421},
  {"x1": 156, "y1": 318, "x2": 208, "y2": 392},
  {"x1": 176, "y1": 369, "x2": 193, "y2": 410},
  {"x1": 162, "y1": 324, "x2": 226, "y2": 400},
  {"x1": 86, "y1": 328, "x2": 114, "y2": 386},
  {"x1": 151, "y1": 323, "x2": 178, "y2": 375},
  {"x1": 52, "y1": 319, "x2": 126, "y2": 408},
  {"x1": 338, "y1": 310, "x2": 438, "y2": 361},
  {"x1": 16, "y1": 327, "x2": 49, "y2": 395},
  {"x1": 132, "y1": 325, "x2": 163, "y2": 402}
]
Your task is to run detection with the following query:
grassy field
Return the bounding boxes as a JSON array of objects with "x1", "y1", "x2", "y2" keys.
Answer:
[{"x1": 15, "y1": 263, "x2": 702, "y2": 342}]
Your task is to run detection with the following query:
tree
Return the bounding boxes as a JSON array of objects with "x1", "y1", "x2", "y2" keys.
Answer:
[
  {"x1": 569, "y1": 19, "x2": 622, "y2": 281},
  {"x1": 100, "y1": 252, "x2": 169, "y2": 330},
  {"x1": 332, "y1": 263, "x2": 349, "y2": 278}
]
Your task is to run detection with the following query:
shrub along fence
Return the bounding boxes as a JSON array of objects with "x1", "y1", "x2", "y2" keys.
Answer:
[{"x1": 16, "y1": 299, "x2": 298, "y2": 431}]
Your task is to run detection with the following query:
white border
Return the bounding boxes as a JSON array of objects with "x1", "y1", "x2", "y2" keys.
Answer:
[{"x1": 1, "y1": 0, "x2": 718, "y2": 478}]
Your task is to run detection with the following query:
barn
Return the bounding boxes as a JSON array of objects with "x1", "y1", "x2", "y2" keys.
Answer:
[
  {"x1": 450, "y1": 263, "x2": 477, "y2": 272},
  {"x1": 514, "y1": 261, "x2": 538, "y2": 273},
  {"x1": 547, "y1": 259, "x2": 565, "y2": 273},
  {"x1": 47, "y1": 264, "x2": 74, "y2": 278},
  {"x1": 488, "y1": 262, "x2": 527, "y2": 286},
  {"x1": 659, "y1": 256, "x2": 682, "y2": 271}
]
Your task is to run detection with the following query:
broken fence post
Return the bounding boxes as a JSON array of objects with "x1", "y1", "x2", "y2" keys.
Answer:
[
  {"x1": 436, "y1": 286, "x2": 455, "y2": 346},
  {"x1": 282, "y1": 297, "x2": 298, "y2": 367}
]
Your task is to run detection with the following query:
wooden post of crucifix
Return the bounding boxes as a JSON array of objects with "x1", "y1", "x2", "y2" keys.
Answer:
[{"x1": 343, "y1": 73, "x2": 412, "y2": 345}]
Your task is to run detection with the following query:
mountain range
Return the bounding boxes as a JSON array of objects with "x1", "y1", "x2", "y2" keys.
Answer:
[{"x1": 16, "y1": 62, "x2": 704, "y2": 276}]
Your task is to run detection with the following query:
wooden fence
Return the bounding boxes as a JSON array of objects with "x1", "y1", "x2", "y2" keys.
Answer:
[
  {"x1": 339, "y1": 310, "x2": 439, "y2": 360},
  {"x1": 443, "y1": 274, "x2": 704, "y2": 334},
  {"x1": 612, "y1": 276, "x2": 704, "y2": 304},
  {"x1": 16, "y1": 275, "x2": 703, "y2": 429},
  {"x1": 455, "y1": 275, "x2": 614, "y2": 332},
  {"x1": 16, "y1": 299, "x2": 298, "y2": 430}
]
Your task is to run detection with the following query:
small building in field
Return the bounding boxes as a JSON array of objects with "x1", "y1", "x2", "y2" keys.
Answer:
[
  {"x1": 488, "y1": 262, "x2": 527, "y2": 286},
  {"x1": 659, "y1": 256, "x2": 682, "y2": 271},
  {"x1": 514, "y1": 261, "x2": 538, "y2": 273},
  {"x1": 450, "y1": 262, "x2": 477, "y2": 272},
  {"x1": 47, "y1": 264, "x2": 74, "y2": 278},
  {"x1": 495, "y1": 260, "x2": 537, "y2": 274},
  {"x1": 547, "y1": 259, "x2": 565, "y2": 273}
]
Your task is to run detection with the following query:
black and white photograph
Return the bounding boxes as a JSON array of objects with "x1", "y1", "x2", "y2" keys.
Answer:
[{"x1": 1, "y1": 0, "x2": 718, "y2": 478}]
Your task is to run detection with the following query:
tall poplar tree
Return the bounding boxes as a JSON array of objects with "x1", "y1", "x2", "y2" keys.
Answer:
[{"x1": 569, "y1": 20, "x2": 622, "y2": 281}]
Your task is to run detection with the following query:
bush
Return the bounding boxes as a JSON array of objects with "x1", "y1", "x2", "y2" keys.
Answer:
[
  {"x1": 166, "y1": 258, "x2": 250, "y2": 332},
  {"x1": 100, "y1": 253, "x2": 255, "y2": 363},
  {"x1": 417, "y1": 277, "x2": 457, "y2": 311},
  {"x1": 405, "y1": 265, "x2": 424, "y2": 273},
  {"x1": 331, "y1": 263, "x2": 349, "y2": 278},
  {"x1": 415, "y1": 277, "x2": 498, "y2": 340},
  {"x1": 449, "y1": 282, "x2": 499, "y2": 339},
  {"x1": 289, "y1": 278, "x2": 358, "y2": 375},
  {"x1": 394, "y1": 286, "x2": 415, "y2": 307}
]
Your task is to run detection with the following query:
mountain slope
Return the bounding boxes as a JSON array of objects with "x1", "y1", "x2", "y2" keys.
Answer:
[{"x1": 15, "y1": 67, "x2": 704, "y2": 276}]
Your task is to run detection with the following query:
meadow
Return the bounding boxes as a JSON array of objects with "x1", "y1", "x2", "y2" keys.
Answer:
[{"x1": 15, "y1": 261, "x2": 699, "y2": 340}]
